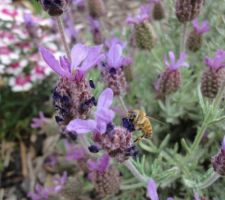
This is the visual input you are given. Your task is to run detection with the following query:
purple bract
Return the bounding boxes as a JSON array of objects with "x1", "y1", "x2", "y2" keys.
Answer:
[
  {"x1": 192, "y1": 19, "x2": 210, "y2": 34},
  {"x1": 66, "y1": 88, "x2": 115, "y2": 134}
]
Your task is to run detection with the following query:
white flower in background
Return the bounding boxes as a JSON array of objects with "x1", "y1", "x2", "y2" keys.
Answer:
[
  {"x1": 31, "y1": 64, "x2": 52, "y2": 82},
  {"x1": 5, "y1": 59, "x2": 28, "y2": 75},
  {"x1": 9, "y1": 74, "x2": 32, "y2": 92},
  {"x1": 0, "y1": 64, "x2": 5, "y2": 74}
]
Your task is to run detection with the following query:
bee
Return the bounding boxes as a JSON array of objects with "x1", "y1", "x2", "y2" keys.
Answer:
[{"x1": 127, "y1": 110, "x2": 153, "y2": 143}]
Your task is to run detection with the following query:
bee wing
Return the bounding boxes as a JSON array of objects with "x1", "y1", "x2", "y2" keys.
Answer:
[{"x1": 146, "y1": 116, "x2": 167, "y2": 126}]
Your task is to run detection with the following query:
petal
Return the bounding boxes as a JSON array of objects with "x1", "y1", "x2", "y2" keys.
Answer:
[
  {"x1": 222, "y1": 136, "x2": 225, "y2": 150},
  {"x1": 80, "y1": 45, "x2": 103, "y2": 73},
  {"x1": 96, "y1": 108, "x2": 115, "y2": 124},
  {"x1": 126, "y1": 16, "x2": 137, "y2": 25},
  {"x1": 66, "y1": 119, "x2": 97, "y2": 134},
  {"x1": 107, "y1": 44, "x2": 123, "y2": 68},
  {"x1": 71, "y1": 43, "x2": 88, "y2": 70},
  {"x1": 167, "y1": 198, "x2": 174, "y2": 200},
  {"x1": 147, "y1": 178, "x2": 159, "y2": 200},
  {"x1": 97, "y1": 88, "x2": 114, "y2": 110},
  {"x1": 168, "y1": 51, "x2": 176, "y2": 66},
  {"x1": 87, "y1": 159, "x2": 98, "y2": 171},
  {"x1": 174, "y1": 52, "x2": 189, "y2": 69},
  {"x1": 96, "y1": 120, "x2": 107, "y2": 134},
  {"x1": 98, "y1": 154, "x2": 110, "y2": 172},
  {"x1": 39, "y1": 47, "x2": 69, "y2": 77}
]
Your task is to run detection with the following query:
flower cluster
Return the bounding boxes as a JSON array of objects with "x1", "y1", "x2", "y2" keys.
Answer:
[{"x1": 0, "y1": 2, "x2": 57, "y2": 92}]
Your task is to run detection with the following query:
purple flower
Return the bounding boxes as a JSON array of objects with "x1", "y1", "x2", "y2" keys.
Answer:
[
  {"x1": 65, "y1": 141, "x2": 86, "y2": 161},
  {"x1": 28, "y1": 184, "x2": 50, "y2": 200},
  {"x1": 52, "y1": 171, "x2": 68, "y2": 193},
  {"x1": 31, "y1": 112, "x2": 46, "y2": 129},
  {"x1": 44, "y1": 153, "x2": 58, "y2": 167},
  {"x1": 147, "y1": 179, "x2": 159, "y2": 200},
  {"x1": 192, "y1": 19, "x2": 210, "y2": 34},
  {"x1": 149, "y1": 0, "x2": 160, "y2": 3},
  {"x1": 147, "y1": 179, "x2": 174, "y2": 200},
  {"x1": 88, "y1": 16, "x2": 101, "y2": 33},
  {"x1": 204, "y1": 49, "x2": 225, "y2": 70},
  {"x1": 126, "y1": 5, "x2": 149, "y2": 25},
  {"x1": 106, "y1": 43, "x2": 125, "y2": 68},
  {"x1": 122, "y1": 56, "x2": 133, "y2": 67},
  {"x1": 105, "y1": 37, "x2": 127, "y2": 49},
  {"x1": 164, "y1": 51, "x2": 189, "y2": 70},
  {"x1": 39, "y1": 43, "x2": 104, "y2": 81},
  {"x1": 23, "y1": 12, "x2": 36, "y2": 27},
  {"x1": 87, "y1": 154, "x2": 110, "y2": 173},
  {"x1": 222, "y1": 136, "x2": 225, "y2": 150},
  {"x1": 67, "y1": 88, "x2": 115, "y2": 134},
  {"x1": 28, "y1": 172, "x2": 67, "y2": 200}
]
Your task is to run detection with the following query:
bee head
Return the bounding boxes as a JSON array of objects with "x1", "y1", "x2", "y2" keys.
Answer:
[{"x1": 127, "y1": 110, "x2": 137, "y2": 121}]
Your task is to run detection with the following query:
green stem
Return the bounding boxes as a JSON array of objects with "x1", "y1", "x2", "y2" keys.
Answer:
[
  {"x1": 119, "y1": 96, "x2": 128, "y2": 113},
  {"x1": 196, "y1": 172, "x2": 220, "y2": 190},
  {"x1": 120, "y1": 182, "x2": 145, "y2": 190},
  {"x1": 55, "y1": 16, "x2": 70, "y2": 59},
  {"x1": 180, "y1": 22, "x2": 188, "y2": 52},
  {"x1": 123, "y1": 159, "x2": 148, "y2": 183}
]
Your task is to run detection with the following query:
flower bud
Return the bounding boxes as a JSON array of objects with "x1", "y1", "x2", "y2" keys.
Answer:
[
  {"x1": 212, "y1": 148, "x2": 225, "y2": 176},
  {"x1": 175, "y1": 0, "x2": 204, "y2": 23},
  {"x1": 87, "y1": 0, "x2": 105, "y2": 18},
  {"x1": 186, "y1": 30, "x2": 202, "y2": 52},
  {"x1": 53, "y1": 78, "x2": 93, "y2": 129},
  {"x1": 39, "y1": 0, "x2": 71, "y2": 16},
  {"x1": 101, "y1": 67, "x2": 127, "y2": 96},
  {"x1": 135, "y1": 22, "x2": 156, "y2": 51},
  {"x1": 153, "y1": 2, "x2": 165, "y2": 21}
]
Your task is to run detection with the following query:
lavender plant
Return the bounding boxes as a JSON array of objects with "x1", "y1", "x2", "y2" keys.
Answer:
[{"x1": 2, "y1": 0, "x2": 225, "y2": 199}]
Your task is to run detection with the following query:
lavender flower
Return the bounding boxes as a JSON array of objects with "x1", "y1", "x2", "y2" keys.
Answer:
[
  {"x1": 201, "y1": 49, "x2": 225, "y2": 98},
  {"x1": 126, "y1": 5, "x2": 156, "y2": 51},
  {"x1": 192, "y1": 19, "x2": 210, "y2": 35},
  {"x1": 105, "y1": 37, "x2": 127, "y2": 50},
  {"x1": 28, "y1": 172, "x2": 68, "y2": 200},
  {"x1": 66, "y1": 88, "x2": 115, "y2": 134},
  {"x1": 186, "y1": 19, "x2": 210, "y2": 52},
  {"x1": 101, "y1": 43, "x2": 128, "y2": 95},
  {"x1": 40, "y1": 43, "x2": 103, "y2": 82},
  {"x1": 149, "y1": 0, "x2": 165, "y2": 21},
  {"x1": 31, "y1": 112, "x2": 46, "y2": 129},
  {"x1": 23, "y1": 12, "x2": 37, "y2": 37},
  {"x1": 87, "y1": 154, "x2": 110, "y2": 174},
  {"x1": 88, "y1": 154, "x2": 121, "y2": 198},
  {"x1": 155, "y1": 51, "x2": 188, "y2": 98},
  {"x1": 73, "y1": 0, "x2": 85, "y2": 11},
  {"x1": 65, "y1": 141, "x2": 86, "y2": 161},
  {"x1": 88, "y1": 16, "x2": 104, "y2": 44},
  {"x1": 212, "y1": 136, "x2": 225, "y2": 175},
  {"x1": 39, "y1": 0, "x2": 71, "y2": 16},
  {"x1": 64, "y1": 14, "x2": 78, "y2": 44},
  {"x1": 147, "y1": 178, "x2": 174, "y2": 200}
]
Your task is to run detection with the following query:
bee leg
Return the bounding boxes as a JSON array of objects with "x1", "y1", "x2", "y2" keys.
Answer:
[{"x1": 134, "y1": 134, "x2": 145, "y2": 143}]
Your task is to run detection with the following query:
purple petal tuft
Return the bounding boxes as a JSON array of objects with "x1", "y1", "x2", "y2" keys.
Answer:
[{"x1": 147, "y1": 178, "x2": 159, "y2": 200}]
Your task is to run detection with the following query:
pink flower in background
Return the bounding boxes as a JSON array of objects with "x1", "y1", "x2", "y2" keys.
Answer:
[
  {"x1": 31, "y1": 112, "x2": 46, "y2": 129},
  {"x1": 31, "y1": 64, "x2": 51, "y2": 81},
  {"x1": 67, "y1": 88, "x2": 115, "y2": 134},
  {"x1": 9, "y1": 74, "x2": 32, "y2": 92},
  {"x1": 192, "y1": 19, "x2": 210, "y2": 35},
  {"x1": 6, "y1": 60, "x2": 27, "y2": 75}
]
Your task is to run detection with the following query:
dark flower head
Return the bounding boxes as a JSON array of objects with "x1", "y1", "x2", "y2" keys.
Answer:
[{"x1": 40, "y1": 0, "x2": 71, "y2": 16}]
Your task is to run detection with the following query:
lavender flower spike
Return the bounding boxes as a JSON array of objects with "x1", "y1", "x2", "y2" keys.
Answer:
[
  {"x1": 192, "y1": 19, "x2": 210, "y2": 35},
  {"x1": 40, "y1": 44, "x2": 103, "y2": 81},
  {"x1": 67, "y1": 88, "x2": 115, "y2": 134},
  {"x1": 126, "y1": 5, "x2": 150, "y2": 25},
  {"x1": 164, "y1": 51, "x2": 189, "y2": 70},
  {"x1": 65, "y1": 141, "x2": 86, "y2": 161},
  {"x1": 106, "y1": 43, "x2": 124, "y2": 69},
  {"x1": 204, "y1": 49, "x2": 225, "y2": 70}
]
